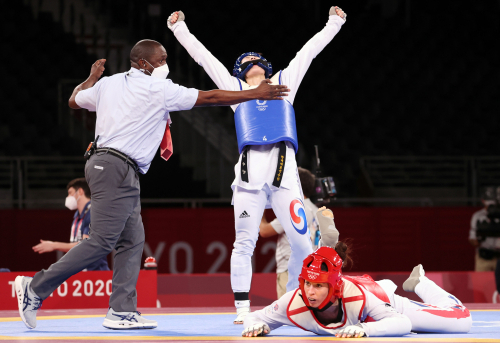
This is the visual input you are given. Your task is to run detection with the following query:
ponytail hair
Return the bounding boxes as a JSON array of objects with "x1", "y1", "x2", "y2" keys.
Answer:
[{"x1": 335, "y1": 240, "x2": 353, "y2": 269}]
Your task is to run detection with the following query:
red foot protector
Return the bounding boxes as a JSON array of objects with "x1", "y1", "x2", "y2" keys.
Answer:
[{"x1": 0, "y1": 270, "x2": 157, "y2": 310}]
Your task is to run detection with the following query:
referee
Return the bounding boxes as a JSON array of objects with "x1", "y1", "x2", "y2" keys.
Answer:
[{"x1": 15, "y1": 39, "x2": 289, "y2": 330}]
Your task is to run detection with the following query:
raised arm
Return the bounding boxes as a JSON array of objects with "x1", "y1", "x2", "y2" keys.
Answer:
[
  {"x1": 280, "y1": 6, "x2": 346, "y2": 103},
  {"x1": 194, "y1": 79, "x2": 289, "y2": 107},
  {"x1": 168, "y1": 11, "x2": 239, "y2": 91},
  {"x1": 68, "y1": 59, "x2": 106, "y2": 109}
]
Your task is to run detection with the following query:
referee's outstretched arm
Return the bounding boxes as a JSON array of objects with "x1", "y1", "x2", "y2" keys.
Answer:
[
  {"x1": 194, "y1": 79, "x2": 289, "y2": 107},
  {"x1": 69, "y1": 57, "x2": 289, "y2": 110}
]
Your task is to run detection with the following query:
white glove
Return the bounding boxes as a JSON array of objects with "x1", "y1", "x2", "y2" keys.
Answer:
[
  {"x1": 241, "y1": 323, "x2": 271, "y2": 337},
  {"x1": 335, "y1": 324, "x2": 366, "y2": 338},
  {"x1": 167, "y1": 11, "x2": 185, "y2": 29},
  {"x1": 329, "y1": 6, "x2": 347, "y2": 21}
]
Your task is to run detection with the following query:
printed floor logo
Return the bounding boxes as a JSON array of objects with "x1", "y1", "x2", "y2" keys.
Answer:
[
  {"x1": 289, "y1": 199, "x2": 307, "y2": 235},
  {"x1": 256, "y1": 100, "x2": 268, "y2": 111}
]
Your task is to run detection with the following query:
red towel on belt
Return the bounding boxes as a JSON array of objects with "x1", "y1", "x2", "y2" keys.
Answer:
[{"x1": 160, "y1": 125, "x2": 173, "y2": 161}]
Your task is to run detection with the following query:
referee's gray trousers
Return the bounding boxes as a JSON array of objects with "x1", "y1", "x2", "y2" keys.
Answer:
[{"x1": 31, "y1": 152, "x2": 145, "y2": 312}]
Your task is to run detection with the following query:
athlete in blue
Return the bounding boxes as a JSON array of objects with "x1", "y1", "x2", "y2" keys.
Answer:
[{"x1": 168, "y1": 6, "x2": 346, "y2": 323}]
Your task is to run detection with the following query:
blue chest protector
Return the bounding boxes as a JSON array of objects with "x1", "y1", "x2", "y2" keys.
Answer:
[{"x1": 234, "y1": 99, "x2": 298, "y2": 154}]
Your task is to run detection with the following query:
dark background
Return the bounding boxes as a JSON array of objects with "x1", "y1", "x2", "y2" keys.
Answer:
[
  {"x1": 2, "y1": 0, "x2": 498, "y2": 197},
  {"x1": 0, "y1": 1, "x2": 497, "y2": 274}
]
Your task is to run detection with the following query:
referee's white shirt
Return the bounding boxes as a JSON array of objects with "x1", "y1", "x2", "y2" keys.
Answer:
[{"x1": 75, "y1": 67, "x2": 199, "y2": 173}]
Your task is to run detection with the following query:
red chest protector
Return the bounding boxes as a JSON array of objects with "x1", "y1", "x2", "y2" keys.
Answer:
[{"x1": 343, "y1": 275, "x2": 390, "y2": 303}]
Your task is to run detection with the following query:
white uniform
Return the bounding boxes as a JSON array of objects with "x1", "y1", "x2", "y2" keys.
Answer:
[
  {"x1": 244, "y1": 277, "x2": 472, "y2": 337},
  {"x1": 272, "y1": 198, "x2": 319, "y2": 274},
  {"x1": 170, "y1": 15, "x2": 345, "y2": 293},
  {"x1": 272, "y1": 198, "x2": 319, "y2": 298}
]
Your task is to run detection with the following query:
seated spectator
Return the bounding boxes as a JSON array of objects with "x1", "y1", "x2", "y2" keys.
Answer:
[{"x1": 32, "y1": 178, "x2": 109, "y2": 271}]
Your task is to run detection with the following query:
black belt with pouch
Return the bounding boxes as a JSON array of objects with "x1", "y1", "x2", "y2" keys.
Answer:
[
  {"x1": 95, "y1": 147, "x2": 139, "y2": 172},
  {"x1": 84, "y1": 135, "x2": 99, "y2": 160},
  {"x1": 84, "y1": 136, "x2": 139, "y2": 172}
]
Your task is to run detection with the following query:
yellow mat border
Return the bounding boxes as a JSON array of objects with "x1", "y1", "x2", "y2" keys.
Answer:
[{"x1": 0, "y1": 309, "x2": 497, "y2": 323}]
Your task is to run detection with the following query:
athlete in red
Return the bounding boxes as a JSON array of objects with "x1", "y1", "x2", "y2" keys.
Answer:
[{"x1": 242, "y1": 209, "x2": 472, "y2": 338}]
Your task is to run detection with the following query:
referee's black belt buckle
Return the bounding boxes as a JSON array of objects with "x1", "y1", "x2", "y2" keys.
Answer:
[{"x1": 95, "y1": 147, "x2": 139, "y2": 172}]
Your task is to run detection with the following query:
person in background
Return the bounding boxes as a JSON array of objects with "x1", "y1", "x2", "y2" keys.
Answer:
[
  {"x1": 469, "y1": 187, "x2": 500, "y2": 272},
  {"x1": 259, "y1": 167, "x2": 338, "y2": 299},
  {"x1": 32, "y1": 178, "x2": 109, "y2": 271}
]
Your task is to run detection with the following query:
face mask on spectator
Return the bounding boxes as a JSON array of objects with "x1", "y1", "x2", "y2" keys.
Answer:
[
  {"x1": 141, "y1": 59, "x2": 169, "y2": 79},
  {"x1": 65, "y1": 193, "x2": 80, "y2": 210}
]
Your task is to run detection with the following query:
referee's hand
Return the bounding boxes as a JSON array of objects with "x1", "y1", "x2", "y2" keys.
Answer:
[
  {"x1": 90, "y1": 59, "x2": 106, "y2": 81},
  {"x1": 255, "y1": 79, "x2": 290, "y2": 100}
]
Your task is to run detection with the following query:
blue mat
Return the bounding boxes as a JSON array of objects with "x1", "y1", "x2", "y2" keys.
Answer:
[{"x1": 0, "y1": 311, "x2": 499, "y2": 340}]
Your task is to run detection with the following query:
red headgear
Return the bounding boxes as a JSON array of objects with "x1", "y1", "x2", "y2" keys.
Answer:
[{"x1": 298, "y1": 247, "x2": 344, "y2": 310}]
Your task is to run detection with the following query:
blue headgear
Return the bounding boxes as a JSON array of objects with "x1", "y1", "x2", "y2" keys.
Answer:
[{"x1": 233, "y1": 52, "x2": 272, "y2": 80}]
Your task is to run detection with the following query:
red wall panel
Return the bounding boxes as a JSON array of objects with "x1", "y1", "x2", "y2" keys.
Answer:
[
  {"x1": 0, "y1": 207, "x2": 478, "y2": 274},
  {"x1": 157, "y1": 271, "x2": 498, "y2": 306},
  {"x1": 0, "y1": 270, "x2": 156, "y2": 310}
]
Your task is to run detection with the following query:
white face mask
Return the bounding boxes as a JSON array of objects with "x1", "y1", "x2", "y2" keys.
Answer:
[
  {"x1": 141, "y1": 59, "x2": 169, "y2": 79},
  {"x1": 65, "y1": 194, "x2": 80, "y2": 210}
]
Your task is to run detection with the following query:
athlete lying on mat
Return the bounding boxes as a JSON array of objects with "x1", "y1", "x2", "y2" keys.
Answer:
[{"x1": 242, "y1": 208, "x2": 472, "y2": 338}]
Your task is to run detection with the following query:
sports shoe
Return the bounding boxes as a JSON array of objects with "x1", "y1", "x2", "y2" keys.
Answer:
[
  {"x1": 316, "y1": 207, "x2": 339, "y2": 248},
  {"x1": 102, "y1": 308, "x2": 157, "y2": 329},
  {"x1": 403, "y1": 264, "x2": 427, "y2": 292},
  {"x1": 15, "y1": 276, "x2": 43, "y2": 329},
  {"x1": 234, "y1": 306, "x2": 250, "y2": 324}
]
